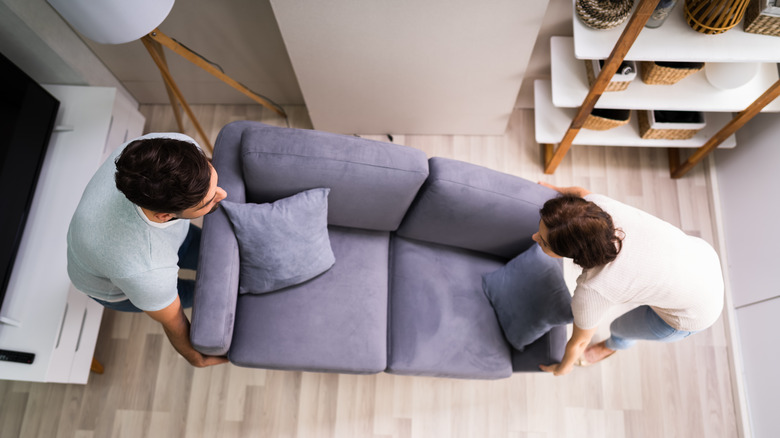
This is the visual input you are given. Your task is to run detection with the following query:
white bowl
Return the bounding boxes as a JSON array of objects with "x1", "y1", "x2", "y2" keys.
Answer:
[{"x1": 704, "y1": 62, "x2": 760, "y2": 90}]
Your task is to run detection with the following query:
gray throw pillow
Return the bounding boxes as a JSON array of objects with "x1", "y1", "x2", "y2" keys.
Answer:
[
  {"x1": 482, "y1": 244, "x2": 573, "y2": 351},
  {"x1": 220, "y1": 188, "x2": 335, "y2": 294}
]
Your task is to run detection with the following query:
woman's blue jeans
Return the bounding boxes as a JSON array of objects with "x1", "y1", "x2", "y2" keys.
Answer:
[
  {"x1": 605, "y1": 305, "x2": 699, "y2": 350},
  {"x1": 91, "y1": 224, "x2": 201, "y2": 313}
]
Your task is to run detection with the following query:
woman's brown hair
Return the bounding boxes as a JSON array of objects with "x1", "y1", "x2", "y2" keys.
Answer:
[{"x1": 539, "y1": 195, "x2": 624, "y2": 269}]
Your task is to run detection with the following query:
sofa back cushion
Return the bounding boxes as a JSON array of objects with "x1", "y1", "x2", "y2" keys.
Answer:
[
  {"x1": 240, "y1": 124, "x2": 429, "y2": 231},
  {"x1": 396, "y1": 157, "x2": 558, "y2": 259}
]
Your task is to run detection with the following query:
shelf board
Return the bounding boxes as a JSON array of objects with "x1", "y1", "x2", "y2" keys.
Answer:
[
  {"x1": 534, "y1": 79, "x2": 737, "y2": 148},
  {"x1": 572, "y1": 0, "x2": 780, "y2": 62},
  {"x1": 552, "y1": 37, "x2": 780, "y2": 112}
]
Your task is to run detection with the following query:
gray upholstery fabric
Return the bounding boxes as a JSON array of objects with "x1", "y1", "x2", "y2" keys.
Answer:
[
  {"x1": 191, "y1": 121, "x2": 250, "y2": 356},
  {"x1": 192, "y1": 121, "x2": 568, "y2": 376},
  {"x1": 482, "y1": 245, "x2": 573, "y2": 351},
  {"x1": 397, "y1": 157, "x2": 558, "y2": 258},
  {"x1": 387, "y1": 236, "x2": 513, "y2": 379},
  {"x1": 228, "y1": 227, "x2": 389, "y2": 374},
  {"x1": 239, "y1": 123, "x2": 429, "y2": 231},
  {"x1": 511, "y1": 325, "x2": 568, "y2": 371},
  {"x1": 221, "y1": 188, "x2": 335, "y2": 294}
]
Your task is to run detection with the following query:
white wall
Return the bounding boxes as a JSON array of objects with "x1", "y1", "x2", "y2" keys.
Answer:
[
  {"x1": 0, "y1": 0, "x2": 137, "y2": 107},
  {"x1": 270, "y1": 0, "x2": 549, "y2": 135},
  {"x1": 715, "y1": 112, "x2": 780, "y2": 438},
  {"x1": 81, "y1": 0, "x2": 303, "y2": 106},
  {"x1": 516, "y1": 0, "x2": 572, "y2": 109},
  {"x1": 715, "y1": 113, "x2": 780, "y2": 308}
]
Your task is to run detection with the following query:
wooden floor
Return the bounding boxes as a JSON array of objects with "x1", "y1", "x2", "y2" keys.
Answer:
[{"x1": 0, "y1": 105, "x2": 739, "y2": 438}]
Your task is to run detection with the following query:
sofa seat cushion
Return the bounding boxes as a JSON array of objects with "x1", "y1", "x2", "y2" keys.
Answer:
[
  {"x1": 387, "y1": 236, "x2": 513, "y2": 379},
  {"x1": 228, "y1": 226, "x2": 389, "y2": 374}
]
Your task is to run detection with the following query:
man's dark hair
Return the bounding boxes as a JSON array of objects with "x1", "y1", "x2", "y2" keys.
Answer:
[{"x1": 114, "y1": 137, "x2": 211, "y2": 213}]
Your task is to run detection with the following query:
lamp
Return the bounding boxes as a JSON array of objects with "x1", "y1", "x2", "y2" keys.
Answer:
[{"x1": 47, "y1": 0, "x2": 286, "y2": 153}]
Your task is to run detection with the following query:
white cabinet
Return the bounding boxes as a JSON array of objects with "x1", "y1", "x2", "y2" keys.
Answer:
[
  {"x1": 535, "y1": 2, "x2": 780, "y2": 149},
  {"x1": 735, "y1": 298, "x2": 780, "y2": 438},
  {"x1": 0, "y1": 85, "x2": 144, "y2": 384},
  {"x1": 714, "y1": 112, "x2": 780, "y2": 437}
]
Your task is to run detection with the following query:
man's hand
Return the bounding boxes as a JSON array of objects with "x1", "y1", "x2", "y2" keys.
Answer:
[
  {"x1": 539, "y1": 363, "x2": 572, "y2": 376},
  {"x1": 145, "y1": 297, "x2": 228, "y2": 368},
  {"x1": 182, "y1": 350, "x2": 229, "y2": 368}
]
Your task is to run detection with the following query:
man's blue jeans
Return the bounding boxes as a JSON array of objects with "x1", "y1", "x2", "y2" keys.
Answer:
[
  {"x1": 91, "y1": 224, "x2": 201, "y2": 313},
  {"x1": 605, "y1": 305, "x2": 699, "y2": 350}
]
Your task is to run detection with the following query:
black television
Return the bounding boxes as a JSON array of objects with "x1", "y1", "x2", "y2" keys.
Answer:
[{"x1": 0, "y1": 52, "x2": 60, "y2": 314}]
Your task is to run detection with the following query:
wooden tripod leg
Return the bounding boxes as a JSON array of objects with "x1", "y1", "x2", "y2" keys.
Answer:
[
  {"x1": 91, "y1": 358, "x2": 104, "y2": 374},
  {"x1": 144, "y1": 37, "x2": 185, "y2": 133},
  {"x1": 141, "y1": 36, "x2": 214, "y2": 154},
  {"x1": 147, "y1": 28, "x2": 287, "y2": 118}
]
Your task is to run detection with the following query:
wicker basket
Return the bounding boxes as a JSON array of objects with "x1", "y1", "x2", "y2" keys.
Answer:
[
  {"x1": 684, "y1": 0, "x2": 751, "y2": 34},
  {"x1": 584, "y1": 109, "x2": 631, "y2": 130},
  {"x1": 640, "y1": 61, "x2": 705, "y2": 85},
  {"x1": 744, "y1": 0, "x2": 780, "y2": 37},
  {"x1": 585, "y1": 60, "x2": 637, "y2": 91},
  {"x1": 638, "y1": 110, "x2": 705, "y2": 139},
  {"x1": 576, "y1": 0, "x2": 634, "y2": 30}
]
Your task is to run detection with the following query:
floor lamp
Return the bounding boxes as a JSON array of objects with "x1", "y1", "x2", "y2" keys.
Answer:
[{"x1": 47, "y1": 0, "x2": 286, "y2": 154}]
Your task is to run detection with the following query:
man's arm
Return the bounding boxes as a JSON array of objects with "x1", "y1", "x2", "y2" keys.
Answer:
[
  {"x1": 539, "y1": 324, "x2": 597, "y2": 376},
  {"x1": 538, "y1": 182, "x2": 592, "y2": 198},
  {"x1": 145, "y1": 297, "x2": 228, "y2": 367}
]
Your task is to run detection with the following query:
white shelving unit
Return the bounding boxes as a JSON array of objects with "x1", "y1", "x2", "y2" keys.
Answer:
[
  {"x1": 551, "y1": 37, "x2": 780, "y2": 112},
  {"x1": 535, "y1": 80, "x2": 737, "y2": 147},
  {"x1": 571, "y1": 1, "x2": 780, "y2": 62},
  {"x1": 535, "y1": 3, "x2": 780, "y2": 150}
]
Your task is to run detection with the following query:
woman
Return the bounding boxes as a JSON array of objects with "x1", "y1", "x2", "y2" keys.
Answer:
[{"x1": 535, "y1": 183, "x2": 724, "y2": 376}]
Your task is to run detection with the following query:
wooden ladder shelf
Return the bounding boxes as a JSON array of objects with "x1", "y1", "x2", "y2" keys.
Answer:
[{"x1": 543, "y1": 0, "x2": 780, "y2": 179}]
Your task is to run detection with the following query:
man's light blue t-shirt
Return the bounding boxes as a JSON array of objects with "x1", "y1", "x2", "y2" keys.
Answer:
[{"x1": 66, "y1": 133, "x2": 198, "y2": 311}]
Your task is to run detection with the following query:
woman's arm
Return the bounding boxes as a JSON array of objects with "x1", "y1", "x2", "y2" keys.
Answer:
[
  {"x1": 539, "y1": 323, "x2": 597, "y2": 376},
  {"x1": 538, "y1": 182, "x2": 592, "y2": 198}
]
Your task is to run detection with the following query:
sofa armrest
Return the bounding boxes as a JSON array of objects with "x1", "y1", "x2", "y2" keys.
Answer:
[
  {"x1": 510, "y1": 324, "x2": 568, "y2": 372},
  {"x1": 190, "y1": 122, "x2": 248, "y2": 356},
  {"x1": 191, "y1": 209, "x2": 240, "y2": 356}
]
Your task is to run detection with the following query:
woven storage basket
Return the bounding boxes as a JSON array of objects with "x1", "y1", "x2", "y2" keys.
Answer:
[
  {"x1": 744, "y1": 0, "x2": 780, "y2": 37},
  {"x1": 585, "y1": 60, "x2": 637, "y2": 91},
  {"x1": 640, "y1": 61, "x2": 705, "y2": 85},
  {"x1": 638, "y1": 110, "x2": 705, "y2": 139},
  {"x1": 684, "y1": 0, "x2": 750, "y2": 34},
  {"x1": 576, "y1": 0, "x2": 634, "y2": 30},
  {"x1": 584, "y1": 108, "x2": 631, "y2": 130}
]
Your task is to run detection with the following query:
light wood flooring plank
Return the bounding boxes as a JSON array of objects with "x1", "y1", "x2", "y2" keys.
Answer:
[{"x1": 0, "y1": 104, "x2": 739, "y2": 438}]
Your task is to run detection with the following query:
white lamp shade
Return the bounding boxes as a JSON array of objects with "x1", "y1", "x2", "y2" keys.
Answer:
[{"x1": 47, "y1": 0, "x2": 175, "y2": 44}]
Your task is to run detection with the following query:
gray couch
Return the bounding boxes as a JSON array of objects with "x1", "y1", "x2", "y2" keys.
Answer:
[{"x1": 190, "y1": 121, "x2": 567, "y2": 379}]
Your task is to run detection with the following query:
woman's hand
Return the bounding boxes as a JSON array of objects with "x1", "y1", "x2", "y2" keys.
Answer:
[
  {"x1": 539, "y1": 362, "x2": 573, "y2": 376},
  {"x1": 537, "y1": 182, "x2": 592, "y2": 198},
  {"x1": 539, "y1": 324, "x2": 597, "y2": 377}
]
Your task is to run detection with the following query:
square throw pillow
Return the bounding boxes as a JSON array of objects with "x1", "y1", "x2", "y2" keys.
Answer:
[
  {"x1": 220, "y1": 188, "x2": 335, "y2": 294},
  {"x1": 482, "y1": 244, "x2": 573, "y2": 351}
]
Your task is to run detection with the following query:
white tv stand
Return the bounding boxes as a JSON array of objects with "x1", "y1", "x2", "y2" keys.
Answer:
[{"x1": 0, "y1": 85, "x2": 144, "y2": 383}]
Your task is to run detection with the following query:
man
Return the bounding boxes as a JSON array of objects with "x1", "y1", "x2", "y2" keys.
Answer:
[{"x1": 67, "y1": 133, "x2": 228, "y2": 367}]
